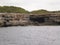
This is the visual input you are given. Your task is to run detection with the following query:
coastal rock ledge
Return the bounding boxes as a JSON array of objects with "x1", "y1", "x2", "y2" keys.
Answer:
[{"x1": 0, "y1": 13, "x2": 60, "y2": 27}]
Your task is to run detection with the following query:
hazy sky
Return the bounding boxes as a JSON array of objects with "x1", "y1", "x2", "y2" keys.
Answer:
[{"x1": 0, "y1": 0, "x2": 60, "y2": 11}]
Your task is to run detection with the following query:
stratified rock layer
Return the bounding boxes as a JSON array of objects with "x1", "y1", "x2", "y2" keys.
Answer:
[{"x1": 0, "y1": 13, "x2": 60, "y2": 26}]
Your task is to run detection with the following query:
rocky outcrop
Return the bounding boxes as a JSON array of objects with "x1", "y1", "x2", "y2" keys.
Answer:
[
  {"x1": 0, "y1": 13, "x2": 29, "y2": 26},
  {"x1": 0, "y1": 13, "x2": 60, "y2": 27},
  {"x1": 29, "y1": 13, "x2": 60, "y2": 25}
]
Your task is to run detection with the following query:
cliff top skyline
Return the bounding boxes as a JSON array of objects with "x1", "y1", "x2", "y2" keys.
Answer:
[{"x1": 0, "y1": 0, "x2": 60, "y2": 11}]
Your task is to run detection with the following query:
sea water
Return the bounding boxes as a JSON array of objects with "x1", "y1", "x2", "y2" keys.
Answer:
[{"x1": 0, "y1": 26, "x2": 60, "y2": 45}]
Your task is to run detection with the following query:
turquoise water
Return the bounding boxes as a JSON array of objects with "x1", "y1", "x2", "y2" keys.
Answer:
[{"x1": 0, "y1": 26, "x2": 60, "y2": 45}]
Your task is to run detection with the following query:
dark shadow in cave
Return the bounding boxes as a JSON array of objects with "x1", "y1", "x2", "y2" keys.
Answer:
[
  {"x1": 57, "y1": 22, "x2": 60, "y2": 25},
  {"x1": 30, "y1": 16, "x2": 45, "y2": 23}
]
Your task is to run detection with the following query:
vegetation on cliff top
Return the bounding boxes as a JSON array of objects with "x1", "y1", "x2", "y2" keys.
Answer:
[
  {"x1": 31, "y1": 9, "x2": 60, "y2": 14},
  {"x1": 0, "y1": 6, "x2": 29, "y2": 13},
  {"x1": 0, "y1": 6, "x2": 60, "y2": 14},
  {"x1": 31, "y1": 9, "x2": 49, "y2": 14}
]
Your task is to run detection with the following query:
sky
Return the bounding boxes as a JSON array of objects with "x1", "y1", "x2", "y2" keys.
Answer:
[{"x1": 0, "y1": 0, "x2": 60, "y2": 11}]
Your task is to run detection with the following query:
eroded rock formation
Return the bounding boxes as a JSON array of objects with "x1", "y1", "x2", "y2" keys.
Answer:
[{"x1": 0, "y1": 13, "x2": 60, "y2": 26}]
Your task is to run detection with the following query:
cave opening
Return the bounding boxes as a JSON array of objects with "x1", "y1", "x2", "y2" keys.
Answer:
[
  {"x1": 35, "y1": 17, "x2": 45, "y2": 23},
  {"x1": 57, "y1": 22, "x2": 60, "y2": 25},
  {"x1": 30, "y1": 16, "x2": 45, "y2": 23}
]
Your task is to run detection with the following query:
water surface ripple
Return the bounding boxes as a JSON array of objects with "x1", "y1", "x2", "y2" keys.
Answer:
[{"x1": 0, "y1": 26, "x2": 60, "y2": 45}]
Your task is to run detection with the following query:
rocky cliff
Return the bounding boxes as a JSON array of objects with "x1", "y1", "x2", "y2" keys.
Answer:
[{"x1": 0, "y1": 13, "x2": 60, "y2": 27}]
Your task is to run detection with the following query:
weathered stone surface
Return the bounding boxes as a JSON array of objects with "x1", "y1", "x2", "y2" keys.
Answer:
[{"x1": 0, "y1": 13, "x2": 60, "y2": 26}]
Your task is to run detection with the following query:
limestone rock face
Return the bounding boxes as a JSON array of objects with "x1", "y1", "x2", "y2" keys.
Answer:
[
  {"x1": 0, "y1": 20, "x2": 4, "y2": 26},
  {"x1": 0, "y1": 13, "x2": 60, "y2": 26},
  {"x1": 0, "y1": 13, "x2": 30, "y2": 26}
]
